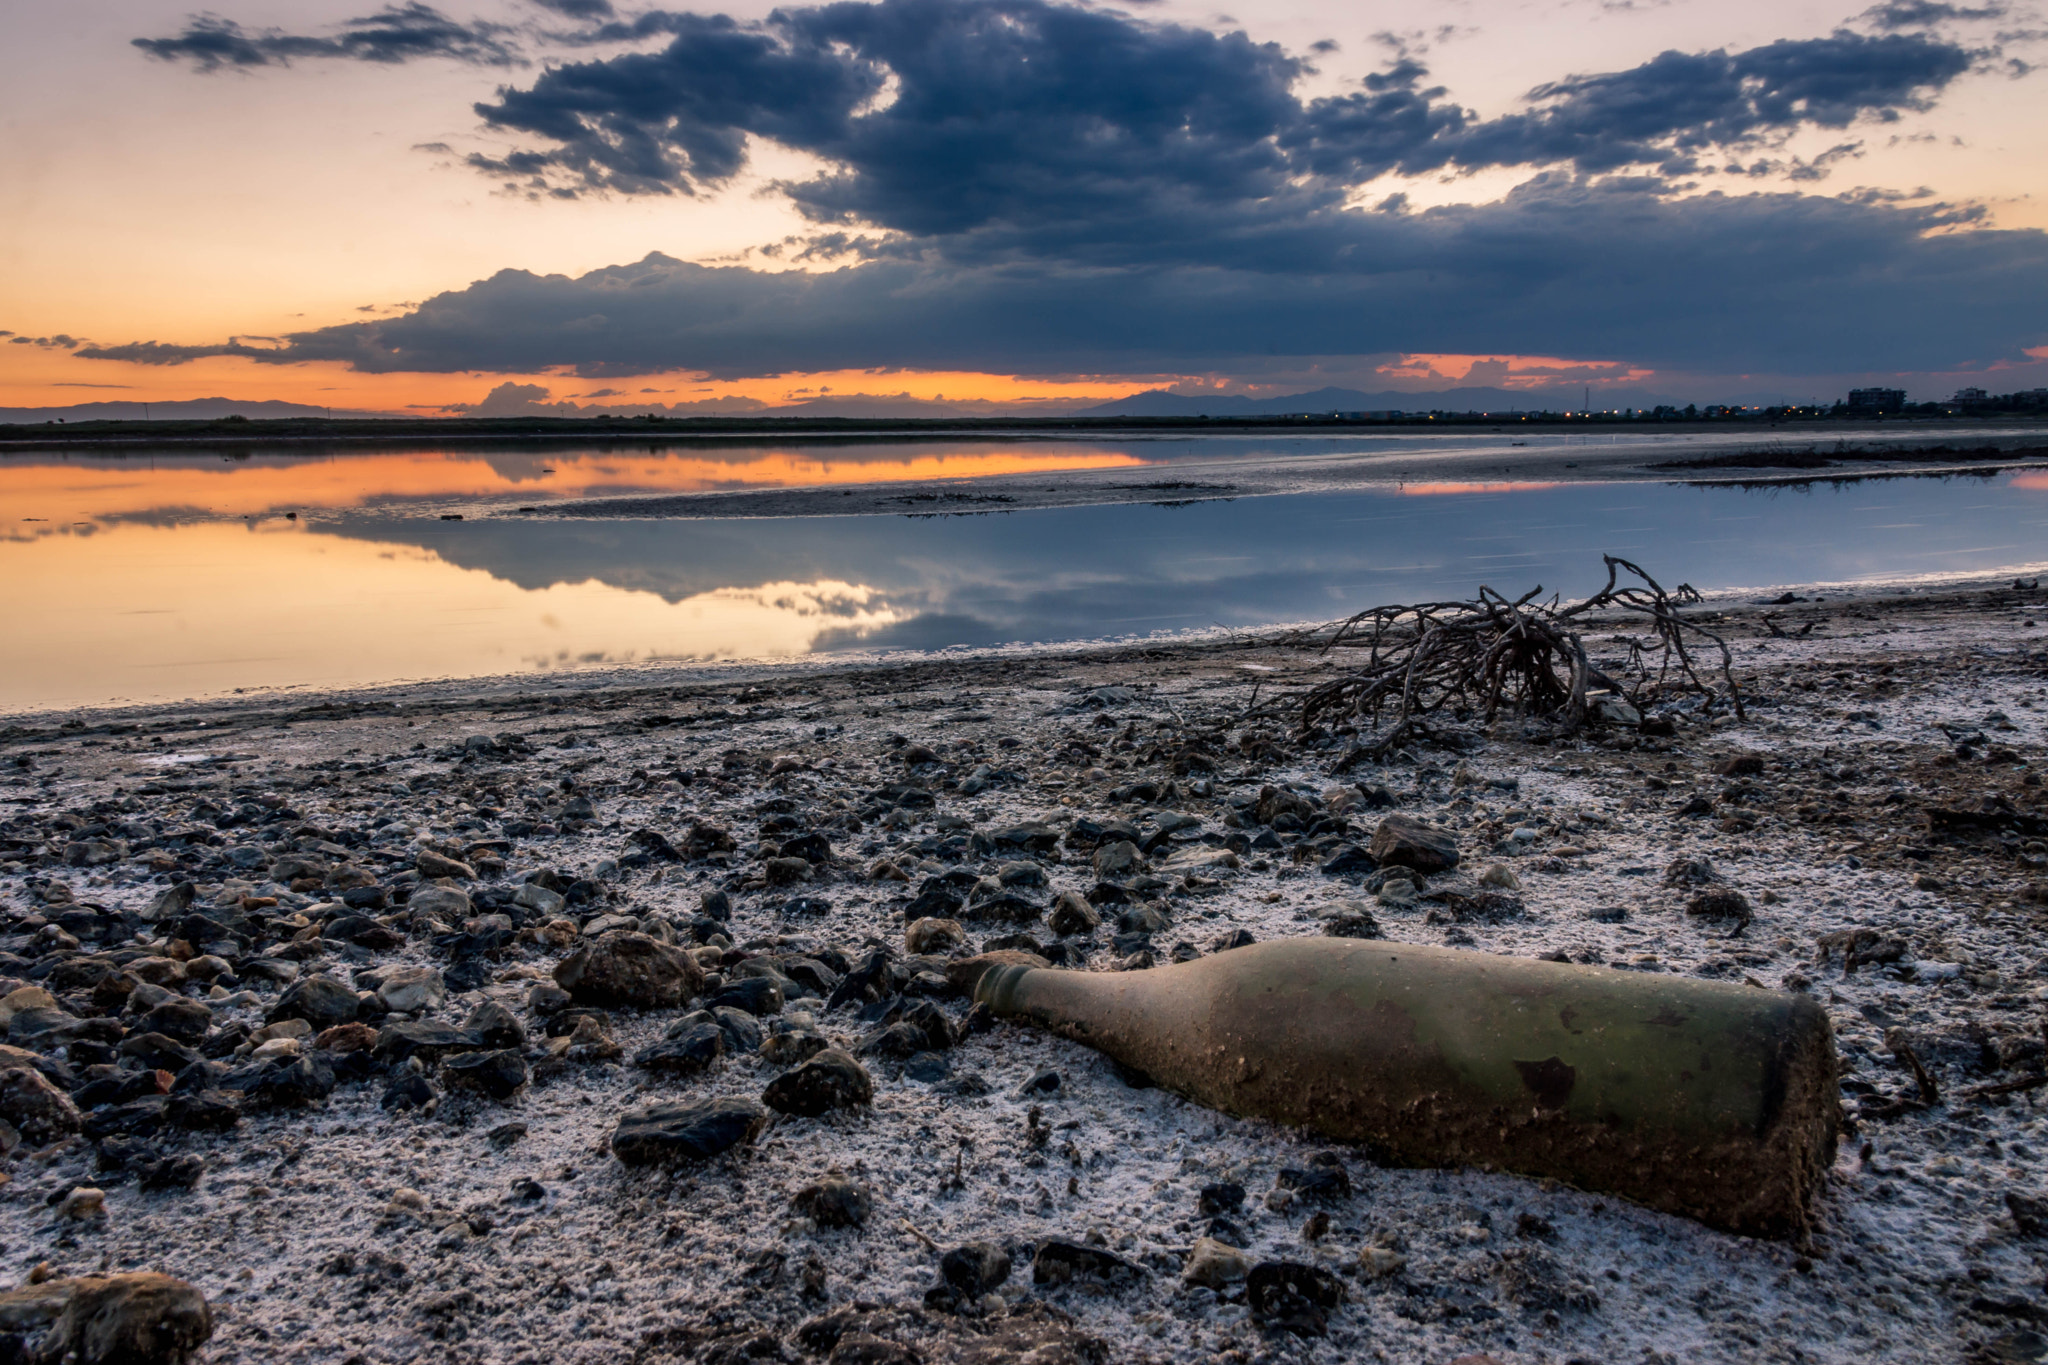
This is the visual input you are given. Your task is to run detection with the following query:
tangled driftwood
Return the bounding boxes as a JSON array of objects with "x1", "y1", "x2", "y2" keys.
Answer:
[{"x1": 1297, "y1": 556, "x2": 1743, "y2": 767}]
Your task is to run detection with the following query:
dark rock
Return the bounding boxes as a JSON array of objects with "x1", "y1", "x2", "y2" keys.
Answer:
[
  {"x1": 989, "y1": 824, "x2": 1060, "y2": 854},
  {"x1": 554, "y1": 931, "x2": 702, "y2": 1009},
  {"x1": 1278, "y1": 1158, "x2": 1353, "y2": 1200},
  {"x1": 1031, "y1": 1239, "x2": 1143, "y2": 1287},
  {"x1": 1197, "y1": 1182, "x2": 1246, "y2": 1216},
  {"x1": 707, "y1": 976, "x2": 784, "y2": 1016},
  {"x1": 792, "y1": 1177, "x2": 872, "y2": 1228},
  {"x1": 238, "y1": 1053, "x2": 335, "y2": 1109},
  {"x1": 166, "y1": 1089, "x2": 241, "y2": 1131},
  {"x1": 115, "y1": 1034, "x2": 200, "y2": 1074},
  {"x1": 1046, "y1": 893, "x2": 1099, "y2": 937},
  {"x1": 1715, "y1": 753, "x2": 1768, "y2": 777},
  {"x1": 1211, "y1": 929, "x2": 1256, "y2": 952},
  {"x1": 442, "y1": 1049, "x2": 528, "y2": 1100},
  {"x1": 461, "y1": 1001, "x2": 527, "y2": 1050},
  {"x1": 83, "y1": 1095, "x2": 170, "y2": 1140},
  {"x1": 904, "y1": 1051, "x2": 950, "y2": 1083},
  {"x1": 636, "y1": 1023, "x2": 724, "y2": 1075},
  {"x1": 762, "y1": 1048, "x2": 873, "y2": 1116},
  {"x1": 1246, "y1": 1260, "x2": 1345, "y2": 1336},
  {"x1": 0, "y1": 1066, "x2": 83, "y2": 1143},
  {"x1": 941, "y1": 1242, "x2": 1012, "y2": 1295},
  {"x1": 1687, "y1": 888, "x2": 1754, "y2": 926},
  {"x1": 1320, "y1": 844, "x2": 1377, "y2": 876},
  {"x1": 685, "y1": 824, "x2": 737, "y2": 858},
  {"x1": 1367, "y1": 814, "x2": 1459, "y2": 874},
  {"x1": 1018, "y1": 1067, "x2": 1061, "y2": 1096},
  {"x1": 268, "y1": 976, "x2": 358, "y2": 1031},
  {"x1": 781, "y1": 832, "x2": 833, "y2": 864},
  {"x1": 373, "y1": 1020, "x2": 469, "y2": 1064},
  {"x1": 137, "y1": 1000, "x2": 211, "y2": 1046},
  {"x1": 382, "y1": 1068, "x2": 437, "y2": 1111},
  {"x1": 611, "y1": 1097, "x2": 768, "y2": 1165}
]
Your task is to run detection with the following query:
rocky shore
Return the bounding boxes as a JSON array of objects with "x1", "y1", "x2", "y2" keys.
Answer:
[{"x1": 2, "y1": 578, "x2": 2046, "y2": 1363}]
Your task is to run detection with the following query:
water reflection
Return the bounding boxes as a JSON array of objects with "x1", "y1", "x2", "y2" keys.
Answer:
[{"x1": 2, "y1": 449, "x2": 2045, "y2": 711}]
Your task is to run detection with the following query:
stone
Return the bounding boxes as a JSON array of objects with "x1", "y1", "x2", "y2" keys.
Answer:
[
  {"x1": 635, "y1": 1024, "x2": 724, "y2": 1075},
  {"x1": 707, "y1": 976, "x2": 784, "y2": 1017},
  {"x1": 166, "y1": 1089, "x2": 242, "y2": 1131},
  {"x1": 268, "y1": 976, "x2": 359, "y2": 1031},
  {"x1": 414, "y1": 849, "x2": 475, "y2": 880},
  {"x1": 462, "y1": 1001, "x2": 527, "y2": 1049},
  {"x1": 1589, "y1": 695, "x2": 1641, "y2": 727},
  {"x1": 1368, "y1": 814, "x2": 1459, "y2": 874},
  {"x1": 0, "y1": 1271, "x2": 212, "y2": 1365},
  {"x1": 760, "y1": 1030, "x2": 830, "y2": 1066},
  {"x1": 57, "y1": 1187, "x2": 105, "y2": 1220},
  {"x1": 376, "y1": 967, "x2": 447, "y2": 1014},
  {"x1": 442, "y1": 1049, "x2": 529, "y2": 1100},
  {"x1": 793, "y1": 1178, "x2": 873, "y2": 1228},
  {"x1": 0, "y1": 987, "x2": 57, "y2": 1031},
  {"x1": 1047, "y1": 893, "x2": 1100, "y2": 937},
  {"x1": 138, "y1": 1000, "x2": 211, "y2": 1045},
  {"x1": 407, "y1": 885, "x2": 472, "y2": 922},
  {"x1": 1687, "y1": 887, "x2": 1754, "y2": 926},
  {"x1": 905, "y1": 917, "x2": 965, "y2": 955},
  {"x1": 762, "y1": 1048, "x2": 872, "y2": 1116},
  {"x1": 941, "y1": 1242, "x2": 1012, "y2": 1295},
  {"x1": 1093, "y1": 841, "x2": 1144, "y2": 877},
  {"x1": 554, "y1": 931, "x2": 702, "y2": 1009},
  {"x1": 1246, "y1": 1260, "x2": 1345, "y2": 1336},
  {"x1": 828, "y1": 1336, "x2": 922, "y2": 1365},
  {"x1": 1182, "y1": 1237, "x2": 1252, "y2": 1287},
  {"x1": 513, "y1": 882, "x2": 566, "y2": 918},
  {"x1": 1715, "y1": 753, "x2": 1768, "y2": 777},
  {"x1": 611, "y1": 1098, "x2": 768, "y2": 1166},
  {"x1": 0, "y1": 1066, "x2": 83, "y2": 1144},
  {"x1": 1030, "y1": 1239, "x2": 1142, "y2": 1286},
  {"x1": 700, "y1": 888, "x2": 733, "y2": 920},
  {"x1": 1479, "y1": 863, "x2": 1522, "y2": 890}
]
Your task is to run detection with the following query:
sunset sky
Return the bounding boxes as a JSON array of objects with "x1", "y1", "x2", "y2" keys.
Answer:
[{"x1": 4, "y1": 0, "x2": 2046, "y2": 414}]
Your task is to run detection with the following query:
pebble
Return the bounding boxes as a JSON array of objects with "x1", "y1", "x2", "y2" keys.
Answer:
[
  {"x1": 792, "y1": 1177, "x2": 873, "y2": 1228},
  {"x1": 554, "y1": 931, "x2": 703, "y2": 1008},
  {"x1": 0, "y1": 1271, "x2": 212, "y2": 1365},
  {"x1": 762, "y1": 1049, "x2": 874, "y2": 1116},
  {"x1": 612, "y1": 1098, "x2": 769, "y2": 1165},
  {"x1": 1368, "y1": 814, "x2": 1461, "y2": 873},
  {"x1": 1182, "y1": 1236, "x2": 1252, "y2": 1286}
]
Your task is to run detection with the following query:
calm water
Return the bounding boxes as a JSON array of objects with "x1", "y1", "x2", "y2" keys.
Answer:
[{"x1": 4, "y1": 439, "x2": 2045, "y2": 711}]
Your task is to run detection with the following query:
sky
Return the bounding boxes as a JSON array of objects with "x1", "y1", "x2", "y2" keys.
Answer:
[{"x1": 2, "y1": 0, "x2": 2046, "y2": 414}]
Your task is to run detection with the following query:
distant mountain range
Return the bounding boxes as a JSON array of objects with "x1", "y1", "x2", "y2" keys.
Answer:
[
  {"x1": 1072, "y1": 385, "x2": 1698, "y2": 417},
  {"x1": 0, "y1": 396, "x2": 394, "y2": 424}
]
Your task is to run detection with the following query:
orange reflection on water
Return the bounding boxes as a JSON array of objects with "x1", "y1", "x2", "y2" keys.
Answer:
[
  {"x1": 1397, "y1": 481, "x2": 1564, "y2": 496},
  {"x1": 0, "y1": 445, "x2": 1149, "y2": 528},
  {"x1": 0, "y1": 519, "x2": 904, "y2": 709},
  {"x1": 2010, "y1": 472, "x2": 2048, "y2": 491}
]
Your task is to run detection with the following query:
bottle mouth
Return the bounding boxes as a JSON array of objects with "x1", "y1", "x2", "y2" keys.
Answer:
[{"x1": 973, "y1": 962, "x2": 1036, "y2": 1013}]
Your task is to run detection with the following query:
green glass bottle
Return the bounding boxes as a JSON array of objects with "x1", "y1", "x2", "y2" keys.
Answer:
[{"x1": 976, "y1": 938, "x2": 1837, "y2": 1238}]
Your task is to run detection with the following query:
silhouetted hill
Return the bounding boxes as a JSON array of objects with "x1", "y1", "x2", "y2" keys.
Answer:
[{"x1": 0, "y1": 397, "x2": 395, "y2": 424}]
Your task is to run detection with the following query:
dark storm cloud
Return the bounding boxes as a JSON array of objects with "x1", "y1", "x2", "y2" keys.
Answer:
[
  {"x1": 1862, "y1": 0, "x2": 2006, "y2": 28},
  {"x1": 77, "y1": 177, "x2": 2048, "y2": 378},
  {"x1": 105, "y1": 0, "x2": 2047, "y2": 380},
  {"x1": 135, "y1": 4, "x2": 524, "y2": 70},
  {"x1": 467, "y1": 0, "x2": 1979, "y2": 218}
]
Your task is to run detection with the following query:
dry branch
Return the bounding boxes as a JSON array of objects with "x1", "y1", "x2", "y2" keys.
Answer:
[{"x1": 1298, "y1": 556, "x2": 1743, "y2": 768}]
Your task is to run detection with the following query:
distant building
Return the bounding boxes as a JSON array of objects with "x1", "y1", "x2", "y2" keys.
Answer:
[
  {"x1": 1951, "y1": 387, "x2": 1988, "y2": 404},
  {"x1": 1846, "y1": 387, "x2": 1906, "y2": 413}
]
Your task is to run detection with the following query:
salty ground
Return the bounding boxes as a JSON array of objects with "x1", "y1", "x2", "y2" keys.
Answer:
[{"x1": 2, "y1": 576, "x2": 2047, "y2": 1364}]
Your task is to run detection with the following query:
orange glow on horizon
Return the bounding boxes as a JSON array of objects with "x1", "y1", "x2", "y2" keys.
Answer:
[{"x1": 0, "y1": 350, "x2": 1170, "y2": 415}]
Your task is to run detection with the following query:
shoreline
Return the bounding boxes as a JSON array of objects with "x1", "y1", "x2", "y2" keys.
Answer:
[{"x1": 0, "y1": 575, "x2": 2045, "y2": 1361}]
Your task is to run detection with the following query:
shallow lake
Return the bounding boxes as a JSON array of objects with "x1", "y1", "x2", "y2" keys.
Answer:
[{"x1": 3, "y1": 439, "x2": 2045, "y2": 711}]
